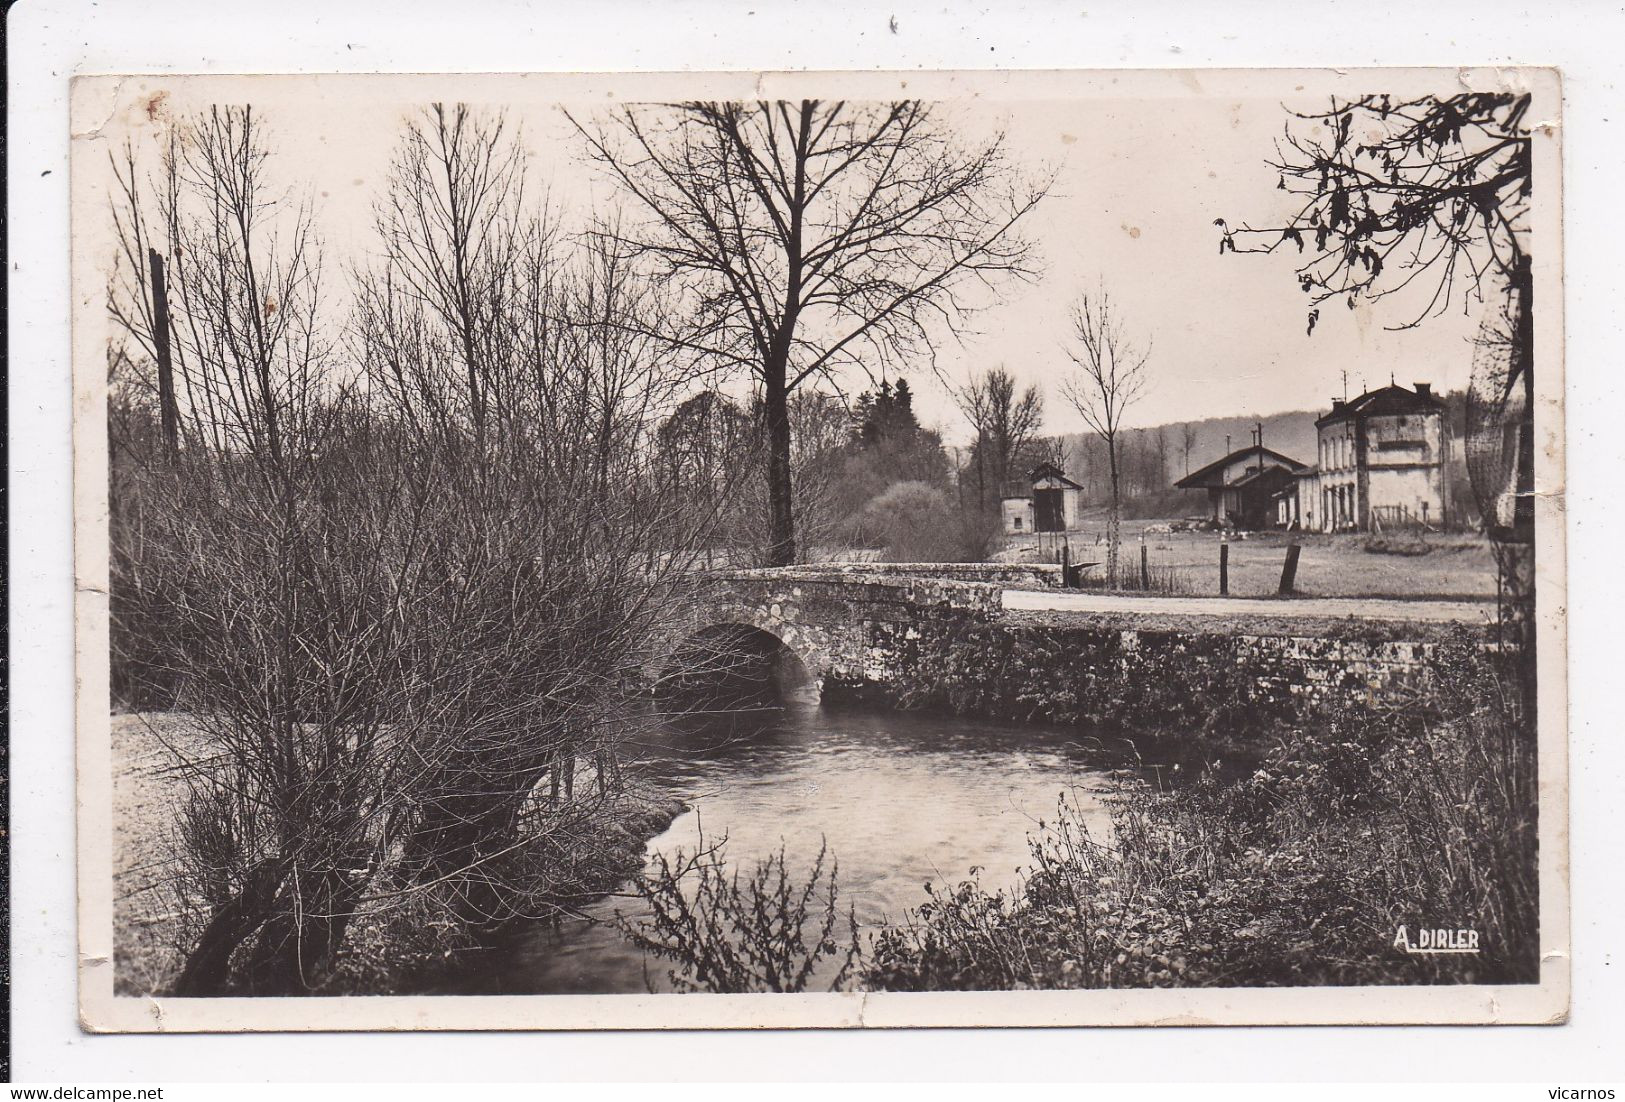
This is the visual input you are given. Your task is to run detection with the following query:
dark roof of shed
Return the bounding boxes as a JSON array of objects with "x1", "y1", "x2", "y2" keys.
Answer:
[
  {"x1": 1029, "y1": 461, "x2": 1083, "y2": 490},
  {"x1": 1175, "y1": 445, "x2": 1309, "y2": 490}
]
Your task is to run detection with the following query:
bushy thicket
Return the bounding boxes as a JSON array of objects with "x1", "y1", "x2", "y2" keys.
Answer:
[
  {"x1": 865, "y1": 637, "x2": 1538, "y2": 989},
  {"x1": 856, "y1": 481, "x2": 1001, "y2": 564},
  {"x1": 109, "y1": 105, "x2": 719, "y2": 995}
]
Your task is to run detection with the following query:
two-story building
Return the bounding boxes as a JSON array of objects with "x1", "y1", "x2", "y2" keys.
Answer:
[{"x1": 1286, "y1": 381, "x2": 1451, "y2": 532}]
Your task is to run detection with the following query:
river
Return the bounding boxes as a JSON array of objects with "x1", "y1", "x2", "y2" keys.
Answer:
[{"x1": 457, "y1": 696, "x2": 1157, "y2": 995}]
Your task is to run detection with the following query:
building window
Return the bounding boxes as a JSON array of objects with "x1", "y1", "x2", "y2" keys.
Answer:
[{"x1": 1013, "y1": 516, "x2": 1022, "y2": 531}]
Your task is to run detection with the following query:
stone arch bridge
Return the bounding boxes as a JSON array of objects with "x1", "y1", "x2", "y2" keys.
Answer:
[
  {"x1": 645, "y1": 566, "x2": 1021, "y2": 696},
  {"x1": 644, "y1": 563, "x2": 1471, "y2": 708}
]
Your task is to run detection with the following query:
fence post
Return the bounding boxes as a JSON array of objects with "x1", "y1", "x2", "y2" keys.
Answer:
[
  {"x1": 1278, "y1": 542, "x2": 1302, "y2": 595},
  {"x1": 1140, "y1": 538, "x2": 1150, "y2": 590},
  {"x1": 1061, "y1": 542, "x2": 1072, "y2": 589},
  {"x1": 1219, "y1": 538, "x2": 1229, "y2": 596}
]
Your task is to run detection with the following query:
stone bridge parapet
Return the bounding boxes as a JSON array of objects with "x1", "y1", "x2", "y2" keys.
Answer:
[
  {"x1": 646, "y1": 567, "x2": 1003, "y2": 690},
  {"x1": 776, "y1": 561, "x2": 1064, "y2": 588}
]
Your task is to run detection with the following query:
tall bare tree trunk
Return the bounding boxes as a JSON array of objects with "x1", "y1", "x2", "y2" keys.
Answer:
[
  {"x1": 764, "y1": 358, "x2": 796, "y2": 567},
  {"x1": 1507, "y1": 256, "x2": 1536, "y2": 684},
  {"x1": 976, "y1": 431, "x2": 987, "y2": 510},
  {"x1": 1107, "y1": 437, "x2": 1122, "y2": 581},
  {"x1": 146, "y1": 248, "x2": 179, "y2": 458}
]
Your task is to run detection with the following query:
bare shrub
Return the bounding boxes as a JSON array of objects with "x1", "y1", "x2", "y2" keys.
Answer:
[
  {"x1": 859, "y1": 480, "x2": 986, "y2": 563},
  {"x1": 108, "y1": 102, "x2": 726, "y2": 994},
  {"x1": 616, "y1": 835, "x2": 859, "y2": 993}
]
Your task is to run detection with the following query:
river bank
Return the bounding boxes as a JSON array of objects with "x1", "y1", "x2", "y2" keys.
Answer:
[
  {"x1": 113, "y1": 614, "x2": 1533, "y2": 996},
  {"x1": 603, "y1": 632, "x2": 1538, "y2": 994},
  {"x1": 111, "y1": 712, "x2": 685, "y2": 996}
]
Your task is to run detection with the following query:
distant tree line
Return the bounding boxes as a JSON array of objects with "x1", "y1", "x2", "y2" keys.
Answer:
[{"x1": 656, "y1": 375, "x2": 1009, "y2": 564}]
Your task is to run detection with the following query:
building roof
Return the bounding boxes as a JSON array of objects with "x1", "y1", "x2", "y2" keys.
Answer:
[
  {"x1": 1175, "y1": 445, "x2": 1309, "y2": 490},
  {"x1": 1229, "y1": 465, "x2": 1297, "y2": 492},
  {"x1": 1029, "y1": 461, "x2": 1083, "y2": 490},
  {"x1": 1316, "y1": 382, "x2": 1444, "y2": 427}
]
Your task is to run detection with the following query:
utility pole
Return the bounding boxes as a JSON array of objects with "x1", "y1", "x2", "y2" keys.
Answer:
[{"x1": 147, "y1": 248, "x2": 179, "y2": 458}]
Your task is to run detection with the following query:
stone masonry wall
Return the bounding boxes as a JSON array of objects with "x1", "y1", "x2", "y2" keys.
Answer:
[
  {"x1": 852, "y1": 610, "x2": 1486, "y2": 739},
  {"x1": 779, "y1": 561, "x2": 1063, "y2": 588},
  {"x1": 651, "y1": 568, "x2": 1476, "y2": 737}
]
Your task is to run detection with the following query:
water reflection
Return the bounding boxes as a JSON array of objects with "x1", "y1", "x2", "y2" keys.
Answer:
[{"x1": 458, "y1": 700, "x2": 1148, "y2": 995}]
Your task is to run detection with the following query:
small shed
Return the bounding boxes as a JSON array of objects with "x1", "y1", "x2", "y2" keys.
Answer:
[
  {"x1": 1029, "y1": 462, "x2": 1085, "y2": 532},
  {"x1": 999, "y1": 483, "x2": 1035, "y2": 534},
  {"x1": 1001, "y1": 462, "x2": 1085, "y2": 534}
]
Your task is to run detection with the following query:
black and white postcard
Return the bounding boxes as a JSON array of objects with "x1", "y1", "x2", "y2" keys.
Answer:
[{"x1": 70, "y1": 67, "x2": 1567, "y2": 1030}]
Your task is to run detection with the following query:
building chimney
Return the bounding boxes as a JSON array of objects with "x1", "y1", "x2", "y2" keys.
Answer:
[{"x1": 1414, "y1": 382, "x2": 1432, "y2": 398}]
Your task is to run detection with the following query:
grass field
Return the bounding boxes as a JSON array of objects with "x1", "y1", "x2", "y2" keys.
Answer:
[{"x1": 1003, "y1": 515, "x2": 1498, "y2": 601}]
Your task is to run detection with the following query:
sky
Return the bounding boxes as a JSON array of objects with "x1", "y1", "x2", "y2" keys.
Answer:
[{"x1": 78, "y1": 71, "x2": 1490, "y2": 459}]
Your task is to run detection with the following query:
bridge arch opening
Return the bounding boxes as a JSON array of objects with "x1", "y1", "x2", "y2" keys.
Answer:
[{"x1": 656, "y1": 622, "x2": 816, "y2": 707}]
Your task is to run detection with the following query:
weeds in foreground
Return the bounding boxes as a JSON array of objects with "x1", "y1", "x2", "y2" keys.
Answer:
[{"x1": 615, "y1": 834, "x2": 859, "y2": 993}]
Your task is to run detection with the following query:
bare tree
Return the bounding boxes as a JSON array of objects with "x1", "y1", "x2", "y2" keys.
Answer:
[
  {"x1": 354, "y1": 104, "x2": 718, "y2": 934},
  {"x1": 953, "y1": 365, "x2": 1044, "y2": 509},
  {"x1": 108, "y1": 103, "x2": 728, "y2": 995},
  {"x1": 1181, "y1": 422, "x2": 1199, "y2": 477},
  {"x1": 1031, "y1": 434, "x2": 1072, "y2": 476},
  {"x1": 1060, "y1": 285, "x2": 1151, "y2": 581},
  {"x1": 569, "y1": 100, "x2": 1049, "y2": 565},
  {"x1": 108, "y1": 106, "x2": 396, "y2": 994}
]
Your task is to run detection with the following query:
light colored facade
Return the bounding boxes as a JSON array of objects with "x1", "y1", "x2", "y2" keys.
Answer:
[
  {"x1": 1000, "y1": 492, "x2": 1035, "y2": 534},
  {"x1": 1299, "y1": 382, "x2": 1450, "y2": 532},
  {"x1": 1000, "y1": 463, "x2": 1085, "y2": 534}
]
